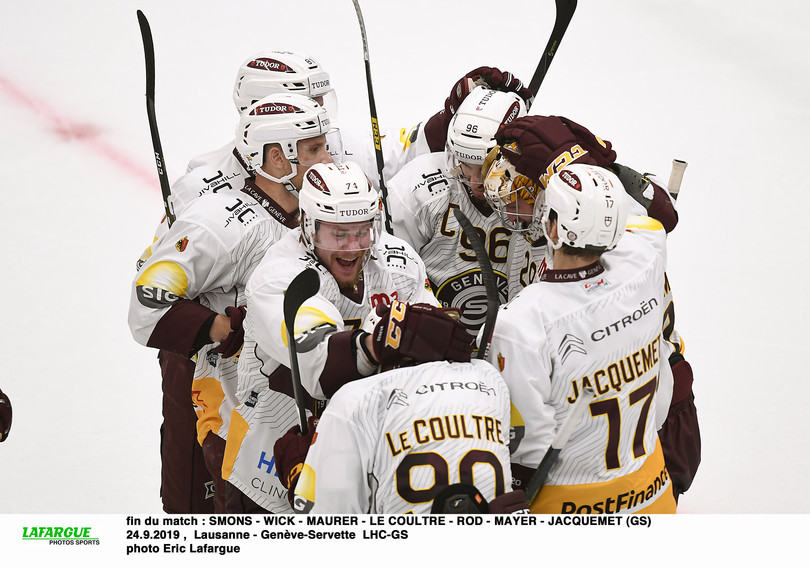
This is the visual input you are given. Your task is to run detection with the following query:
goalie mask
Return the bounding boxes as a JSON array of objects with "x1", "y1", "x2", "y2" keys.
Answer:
[
  {"x1": 446, "y1": 86, "x2": 526, "y2": 193},
  {"x1": 483, "y1": 146, "x2": 543, "y2": 241},
  {"x1": 539, "y1": 164, "x2": 628, "y2": 252},
  {"x1": 299, "y1": 162, "x2": 382, "y2": 269},
  {"x1": 233, "y1": 51, "x2": 338, "y2": 119},
  {"x1": 235, "y1": 93, "x2": 335, "y2": 189}
]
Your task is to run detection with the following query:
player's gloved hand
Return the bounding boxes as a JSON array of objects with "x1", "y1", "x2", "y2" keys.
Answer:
[
  {"x1": 488, "y1": 490, "x2": 531, "y2": 514},
  {"x1": 273, "y1": 416, "x2": 318, "y2": 507},
  {"x1": 212, "y1": 305, "x2": 247, "y2": 358},
  {"x1": 424, "y1": 66, "x2": 533, "y2": 152},
  {"x1": 495, "y1": 115, "x2": 617, "y2": 187},
  {"x1": 0, "y1": 389, "x2": 11, "y2": 442},
  {"x1": 371, "y1": 302, "x2": 473, "y2": 365}
]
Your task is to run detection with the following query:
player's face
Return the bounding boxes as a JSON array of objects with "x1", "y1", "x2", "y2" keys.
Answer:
[
  {"x1": 504, "y1": 198, "x2": 534, "y2": 226},
  {"x1": 313, "y1": 220, "x2": 374, "y2": 288},
  {"x1": 459, "y1": 161, "x2": 485, "y2": 199},
  {"x1": 291, "y1": 135, "x2": 333, "y2": 187}
]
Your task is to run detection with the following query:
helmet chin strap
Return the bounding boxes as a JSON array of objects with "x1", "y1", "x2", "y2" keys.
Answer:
[{"x1": 256, "y1": 162, "x2": 300, "y2": 195}]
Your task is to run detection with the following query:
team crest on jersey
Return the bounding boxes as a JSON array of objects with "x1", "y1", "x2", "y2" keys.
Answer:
[
  {"x1": 206, "y1": 351, "x2": 219, "y2": 367},
  {"x1": 435, "y1": 269, "x2": 507, "y2": 332},
  {"x1": 175, "y1": 237, "x2": 189, "y2": 252}
]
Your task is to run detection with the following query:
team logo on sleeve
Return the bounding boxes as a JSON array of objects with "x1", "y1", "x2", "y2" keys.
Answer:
[
  {"x1": 175, "y1": 237, "x2": 189, "y2": 252},
  {"x1": 135, "y1": 261, "x2": 188, "y2": 308}
]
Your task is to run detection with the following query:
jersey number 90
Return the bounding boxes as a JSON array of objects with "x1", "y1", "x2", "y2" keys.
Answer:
[{"x1": 395, "y1": 449, "x2": 505, "y2": 503}]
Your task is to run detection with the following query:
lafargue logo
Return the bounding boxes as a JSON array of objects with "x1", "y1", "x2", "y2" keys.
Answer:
[
  {"x1": 306, "y1": 169, "x2": 330, "y2": 194},
  {"x1": 560, "y1": 169, "x2": 582, "y2": 190},
  {"x1": 251, "y1": 102, "x2": 301, "y2": 116},
  {"x1": 248, "y1": 58, "x2": 292, "y2": 73},
  {"x1": 22, "y1": 525, "x2": 100, "y2": 546},
  {"x1": 501, "y1": 101, "x2": 521, "y2": 125}
]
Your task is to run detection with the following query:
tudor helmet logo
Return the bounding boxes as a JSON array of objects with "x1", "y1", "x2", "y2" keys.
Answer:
[{"x1": 559, "y1": 169, "x2": 582, "y2": 191}]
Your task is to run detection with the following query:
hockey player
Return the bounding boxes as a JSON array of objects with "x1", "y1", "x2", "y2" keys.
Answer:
[
  {"x1": 129, "y1": 93, "x2": 333, "y2": 512},
  {"x1": 387, "y1": 86, "x2": 542, "y2": 334},
  {"x1": 275, "y1": 359, "x2": 513, "y2": 514},
  {"x1": 0, "y1": 388, "x2": 11, "y2": 442},
  {"x1": 488, "y1": 115, "x2": 699, "y2": 501},
  {"x1": 484, "y1": 162, "x2": 676, "y2": 514},
  {"x1": 222, "y1": 161, "x2": 473, "y2": 513}
]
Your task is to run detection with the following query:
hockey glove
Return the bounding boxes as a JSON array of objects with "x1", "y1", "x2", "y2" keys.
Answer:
[
  {"x1": 273, "y1": 416, "x2": 318, "y2": 508},
  {"x1": 424, "y1": 66, "x2": 533, "y2": 152},
  {"x1": 488, "y1": 490, "x2": 531, "y2": 514},
  {"x1": 212, "y1": 306, "x2": 247, "y2": 359},
  {"x1": 371, "y1": 302, "x2": 473, "y2": 365},
  {"x1": 0, "y1": 389, "x2": 10, "y2": 442},
  {"x1": 496, "y1": 115, "x2": 616, "y2": 188}
]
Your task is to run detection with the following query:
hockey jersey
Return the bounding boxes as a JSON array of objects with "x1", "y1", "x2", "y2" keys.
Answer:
[
  {"x1": 293, "y1": 359, "x2": 512, "y2": 514},
  {"x1": 488, "y1": 217, "x2": 676, "y2": 514},
  {"x1": 129, "y1": 180, "x2": 298, "y2": 445},
  {"x1": 222, "y1": 228, "x2": 438, "y2": 513}
]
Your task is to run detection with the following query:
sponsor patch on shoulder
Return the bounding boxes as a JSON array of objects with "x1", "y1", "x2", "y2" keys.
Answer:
[{"x1": 583, "y1": 277, "x2": 609, "y2": 294}]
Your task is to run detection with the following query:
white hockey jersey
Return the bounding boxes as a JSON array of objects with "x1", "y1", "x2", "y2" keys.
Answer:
[
  {"x1": 129, "y1": 180, "x2": 298, "y2": 445},
  {"x1": 387, "y1": 152, "x2": 546, "y2": 333},
  {"x1": 293, "y1": 359, "x2": 512, "y2": 514},
  {"x1": 222, "y1": 228, "x2": 438, "y2": 513},
  {"x1": 488, "y1": 217, "x2": 676, "y2": 514}
]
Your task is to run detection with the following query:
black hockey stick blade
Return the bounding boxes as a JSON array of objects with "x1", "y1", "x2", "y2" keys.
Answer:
[
  {"x1": 527, "y1": 0, "x2": 578, "y2": 101},
  {"x1": 351, "y1": 0, "x2": 393, "y2": 235},
  {"x1": 136, "y1": 10, "x2": 175, "y2": 226},
  {"x1": 283, "y1": 268, "x2": 321, "y2": 434},
  {"x1": 525, "y1": 386, "x2": 595, "y2": 506},
  {"x1": 452, "y1": 208, "x2": 498, "y2": 359}
]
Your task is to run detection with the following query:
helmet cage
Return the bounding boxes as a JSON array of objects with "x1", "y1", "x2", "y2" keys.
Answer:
[{"x1": 483, "y1": 147, "x2": 542, "y2": 236}]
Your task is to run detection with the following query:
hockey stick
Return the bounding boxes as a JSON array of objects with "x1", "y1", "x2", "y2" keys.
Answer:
[
  {"x1": 666, "y1": 159, "x2": 688, "y2": 201},
  {"x1": 283, "y1": 268, "x2": 321, "y2": 435},
  {"x1": 351, "y1": 0, "x2": 393, "y2": 235},
  {"x1": 527, "y1": 0, "x2": 578, "y2": 105},
  {"x1": 524, "y1": 386, "x2": 596, "y2": 506},
  {"x1": 452, "y1": 208, "x2": 498, "y2": 360},
  {"x1": 136, "y1": 10, "x2": 175, "y2": 227}
]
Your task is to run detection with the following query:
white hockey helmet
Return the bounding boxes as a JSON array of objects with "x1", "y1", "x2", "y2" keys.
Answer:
[
  {"x1": 233, "y1": 51, "x2": 336, "y2": 117},
  {"x1": 235, "y1": 93, "x2": 332, "y2": 186},
  {"x1": 539, "y1": 164, "x2": 628, "y2": 252},
  {"x1": 299, "y1": 162, "x2": 382, "y2": 257},
  {"x1": 446, "y1": 86, "x2": 526, "y2": 179}
]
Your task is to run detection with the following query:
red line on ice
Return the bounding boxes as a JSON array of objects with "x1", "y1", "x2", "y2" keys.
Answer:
[{"x1": 0, "y1": 73, "x2": 158, "y2": 189}]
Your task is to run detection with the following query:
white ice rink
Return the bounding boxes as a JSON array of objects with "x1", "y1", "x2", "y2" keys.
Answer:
[{"x1": 1, "y1": 0, "x2": 808, "y2": 562}]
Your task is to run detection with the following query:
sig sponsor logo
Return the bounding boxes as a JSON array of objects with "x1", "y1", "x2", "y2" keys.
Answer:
[
  {"x1": 136, "y1": 285, "x2": 182, "y2": 308},
  {"x1": 250, "y1": 103, "x2": 301, "y2": 116},
  {"x1": 247, "y1": 58, "x2": 292, "y2": 73},
  {"x1": 560, "y1": 169, "x2": 582, "y2": 190}
]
